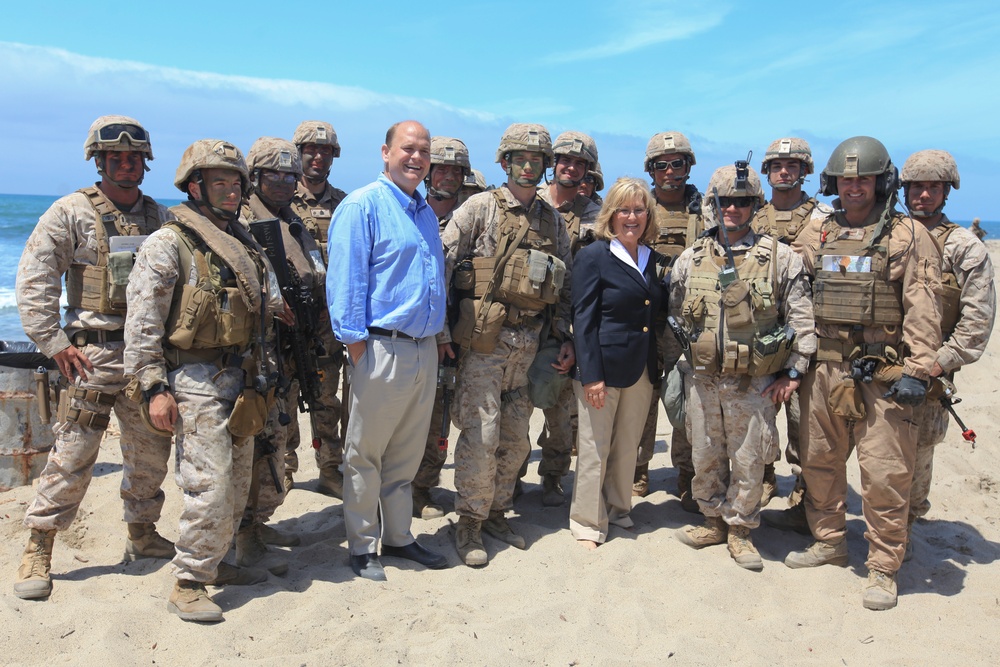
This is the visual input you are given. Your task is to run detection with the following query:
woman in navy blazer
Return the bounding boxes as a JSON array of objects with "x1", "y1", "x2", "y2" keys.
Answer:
[{"x1": 569, "y1": 177, "x2": 668, "y2": 548}]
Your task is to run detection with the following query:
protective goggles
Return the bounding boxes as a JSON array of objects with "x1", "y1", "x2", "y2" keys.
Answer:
[
  {"x1": 652, "y1": 158, "x2": 687, "y2": 171},
  {"x1": 261, "y1": 171, "x2": 298, "y2": 185},
  {"x1": 717, "y1": 196, "x2": 756, "y2": 208},
  {"x1": 96, "y1": 123, "x2": 149, "y2": 146}
]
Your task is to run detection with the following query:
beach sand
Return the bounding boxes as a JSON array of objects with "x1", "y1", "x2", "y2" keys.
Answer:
[{"x1": 1, "y1": 245, "x2": 998, "y2": 666}]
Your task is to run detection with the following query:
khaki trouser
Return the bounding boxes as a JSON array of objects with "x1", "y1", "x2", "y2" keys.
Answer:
[
  {"x1": 569, "y1": 375, "x2": 652, "y2": 542},
  {"x1": 800, "y1": 360, "x2": 918, "y2": 574},
  {"x1": 414, "y1": 385, "x2": 449, "y2": 490}
]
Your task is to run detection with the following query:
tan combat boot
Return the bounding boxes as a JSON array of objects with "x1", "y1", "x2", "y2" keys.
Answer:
[
  {"x1": 456, "y1": 516, "x2": 488, "y2": 567},
  {"x1": 14, "y1": 528, "x2": 56, "y2": 600},
  {"x1": 632, "y1": 463, "x2": 649, "y2": 498},
  {"x1": 784, "y1": 537, "x2": 849, "y2": 568},
  {"x1": 124, "y1": 522, "x2": 175, "y2": 561},
  {"x1": 168, "y1": 579, "x2": 223, "y2": 622},
  {"x1": 236, "y1": 523, "x2": 289, "y2": 576},
  {"x1": 862, "y1": 568, "x2": 898, "y2": 610},
  {"x1": 761, "y1": 502, "x2": 811, "y2": 535},
  {"x1": 316, "y1": 466, "x2": 344, "y2": 499},
  {"x1": 482, "y1": 510, "x2": 526, "y2": 549},
  {"x1": 761, "y1": 463, "x2": 778, "y2": 506},
  {"x1": 541, "y1": 474, "x2": 565, "y2": 507},
  {"x1": 728, "y1": 525, "x2": 763, "y2": 571},
  {"x1": 412, "y1": 485, "x2": 444, "y2": 520},
  {"x1": 676, "y1": 516, "x2": 727, "y2": 549}
]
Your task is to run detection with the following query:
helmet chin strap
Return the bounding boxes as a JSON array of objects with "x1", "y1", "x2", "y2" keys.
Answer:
[
  {"x1": 192, "y1": 171, "x2": 239, "y2": 222},
  {"x1": 903, "y1": 185, "x2": 948, "y2": 218}
]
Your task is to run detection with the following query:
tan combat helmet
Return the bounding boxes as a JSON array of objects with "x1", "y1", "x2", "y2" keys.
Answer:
[
  {"x1": 899, "y1": 149, "x2": 960, "y2": 217},
  {"x1": 292, "y1": 120, "x2": 341, "y2": 158},
  {"x1": 173, "y1": 139, "x2": 249, "y2": 192},
  {"x1": 761, "y1": 137, "x2": 813, "y2": 190},
  {"x1": 246, "y1": 137, "x2": 303, "y2": 176},
  {"x1": 464, "y1": 168, "x2": 488, "y2": 192},
  {"x1": 705, "y1": 163, "x2": 764, "y2": 228},
  {"x1": 588, "y1": 161, "x2": 605, "y2": 192},
  {"x1": 644, "y1": 131, "x2": 696, "y2": 172},
  {"x1": 84, "y1": 115, "x2": 154, "y2": 162},
  {"x1": 495, "y1": 123, "x2": 553, "y2": 166},
  {"x1": 552, "y1": 131, "x2": 599, "y2": 168},
  {"x1": 429, "y1": 136, "x2": 472, "y2": 173}
]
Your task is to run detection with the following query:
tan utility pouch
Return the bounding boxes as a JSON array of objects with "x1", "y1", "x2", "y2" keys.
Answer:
[
  {"x1": 453, "y1": 262, "x2": 475, "y2": 292},
  {"x1": 493, "y1": 249, "x2": 565, "y2": 311},
  {"x1": 228, "y1": 387, "x2": 268, "y2": 438},
  {"x1": 722, "y1": 340, "x2": 751, "y2": 374},
  {"x1": 722, "y1": 279, "x2": 753, "y2": 328},
  {"x1": 828, "y1": 376, "x2": 865, "y2": 420},
  {"x1": 214, "y1": 287, "x2": 254, "y2": 348},
  {"x1": 453, "y1": 298, "x2": 507, "y2": 353},
  {"x1": 690, "y1": 330, "x2": 719, "y2": 374},
  {"x1": 107, "y1": 251, "x2": 134, "y2": 311},
  {"x1": 166, "y1": 285, "x2": 213, "y2": 350}
]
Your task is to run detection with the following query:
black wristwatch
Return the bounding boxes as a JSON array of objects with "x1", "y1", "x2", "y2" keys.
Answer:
[
  {"x1": 786, "y1": 368, "x2": 802, "y2": 380},
  {"x1": 143, "y1": 382, "x2": 169, "y2": 401}
]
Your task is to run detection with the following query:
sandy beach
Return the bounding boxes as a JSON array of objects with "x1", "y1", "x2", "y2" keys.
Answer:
[{"x1": 1, "y1": 244, "x2": 998, "y2": 667}]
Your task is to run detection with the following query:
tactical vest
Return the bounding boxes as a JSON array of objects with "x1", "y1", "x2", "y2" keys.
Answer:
[
  {"x1": 290, "y1": 184, "x2": 345, "y2": 264},
  {"x1": 929, "y1": 221, "x2": 962, "y2": 340},
  {"x1": 244, "y1": 197, "x2": 324, "y2": 295},
  {"x1": 470, "y1": 190, "x2": 566, "y2": 313},
  {"x1": 812, "y1": 215, "x2": 905, "y2": 329},
  {"x1": 162, "y1": 208, "x2": 264, "y2": 353},
  {"x1": 561, "y1": 196, "x2": 593, "y2": 256},
  {"x1": 66, "y1": 186, "x2": 160, "y2": 315},
  {"x1": 681, "y1": 235, "x2": 790, "y2": 376},
  {"x1": 652, "y1": 199, "x2": 702, "y2": 265},
  {"x1": 752, "y1": 198, "x2": 818, "y2": 244}
]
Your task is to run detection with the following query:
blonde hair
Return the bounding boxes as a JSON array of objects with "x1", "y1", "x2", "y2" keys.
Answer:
[{"x1": 593, "y1": 177, "x2": 658, "y2": 245}]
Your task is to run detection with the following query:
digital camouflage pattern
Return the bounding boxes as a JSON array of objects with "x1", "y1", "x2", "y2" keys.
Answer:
[
  {"x1": 645, "y1": 131, "x2": 696, "y2": 166},
  {"x1": 292, "y1": 120, "x2": 341, "y2": 156},
  {"x1": 900, "y1": 149, "x2": 961, "y2": 189},
  {"x1": 760, "y1": 137, "x2": 814, "y2": 174}
]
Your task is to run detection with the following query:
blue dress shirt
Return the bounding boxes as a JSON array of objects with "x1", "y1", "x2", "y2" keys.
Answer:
[{"x1": 327, "y1": 173, "x2": 446, "y2": 344}]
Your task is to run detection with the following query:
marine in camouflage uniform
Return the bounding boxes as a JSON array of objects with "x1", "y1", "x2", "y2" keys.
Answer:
[
  {"x1": 527, "y1": 131, "x2": 601, "y2": 507},
  {"x1": 578, "y1": 160, "x2": 604, "y2": 207},
  {"x1": 125, "y1": 139, "x2": 286, "y2": 622},
  {"x1": 458, "y1": 168, "x2": 489, "y2": 206},
  {"x1": 785, "y1": 137, "x2": 943, "y2": 611},
  {"x1": 672, "y1": 165, "x2": 815, "y2": 570},
  {"x1": 898, "y1": 150, "x2": 996, "y2": 562},
  {"x1": 635, "y1": 131, "x2": 705, "y2": 506},
  {"x1": 13, "y1": 116, "x2": 174, "y2": 601},
  {"x1": 412, "y1": 136, "x2": 474, "y2": 520},
  {"x1": 288, "y1": 121, "x2": 349, "y2": 497},
  {"x1": 750, "y1": 138, "x2": 832, "y2": 512},
  {"x1": 439, "y1": 123, "x2": 575, "y2": 566}
]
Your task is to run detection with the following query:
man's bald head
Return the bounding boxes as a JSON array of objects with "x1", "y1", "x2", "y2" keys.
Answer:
[
  {"x1": 382, "y1": 120, "x2": 431, "y2": 195},
  {"x1": 386, "y1": 120, "x2": 430, "y2": 148}
]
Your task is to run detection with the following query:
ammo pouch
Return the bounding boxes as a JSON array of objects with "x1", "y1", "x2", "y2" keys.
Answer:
[
  {"x1": 480, "y1": 248, "x2": 565, "y2": 312},
  {"x1": 813, "y1": 270, "x2": 903, "y2": 327},
  {"x1": 828, "y1": 376, "x2": 866, "y2": 420},
  {"x1": 690, "y1": 330, "x2": 719, "y2": 374},
  {"x1": 228, "y1": 387, "x2": 269, "y2": 439},
  {"x1": 722, "y1": 280, "x2": 753, "y2": 329},
  {"x1": 453, "y1": 298, "x2": 507, "y2": 354},
  {"x1": 750, "y1": 326, "x2": 794, "y2": 377},
  {"x1": 107, "y1": 251, "x2": 136, "y2": 311},
  {"x1": 167, "y1": 285, "x2": 254, "y2": 350}
]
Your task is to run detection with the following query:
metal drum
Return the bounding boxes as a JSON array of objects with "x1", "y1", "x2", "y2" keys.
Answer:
[{"x1": 0, "y1": 341, "x2": 57, "y2": 491}]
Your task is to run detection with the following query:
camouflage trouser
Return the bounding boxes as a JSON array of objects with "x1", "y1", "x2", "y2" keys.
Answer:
[
  {"x1": 169, "y1": 364, "x2": 253, "y2": 584},
  {"x1": 636, "y1": 331, "x2": 666, "y2": 468},
  {"x1": 285, "y1": 311, "x2": 344, "y2": 474},
  {"x1": 909, "y1": 397, "x2": 950, "y2": 522},
  {"x1": 414, "y1": 385, "x2": 448, "y2": 490},
  {"x1": 453, "y1": 322, "x2": 539, "y2": 520},
  {"x1": 800, "y1": 361, "x2": 918, "y2": 574},
  {"x1": 244, "y1": 382, "x2": 291, "y2": 525},
  {"x1": 534, "y1": 379, "x2": 576, "y2": 478},
  {"x1": 24, "y1": 341, "x2": 171, "y2": 532},
  {"x1": 685, "y1": 371, "x2": 778, "y2": 527}
]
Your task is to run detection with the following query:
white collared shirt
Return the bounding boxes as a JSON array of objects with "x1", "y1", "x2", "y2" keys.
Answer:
[{"x1": 610, "y1": 238, "x2": 650, "y2": 281}]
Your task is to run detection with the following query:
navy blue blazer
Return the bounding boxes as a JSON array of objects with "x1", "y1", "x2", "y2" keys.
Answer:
[{"x1": 572, "y1": 240, "x2": 668, "y2": 388}]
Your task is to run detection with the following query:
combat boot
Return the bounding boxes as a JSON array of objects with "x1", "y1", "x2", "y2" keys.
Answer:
[
  {"x1": 412, "y1": 485, "x2": 444, "y2": 519},
  {"x1": 316, "y1": 466, "x2": 344, "y2": 499},
  {"x1": 124, "y1": 522, "x2": 175, "y2": 561},
  {"x1": 677, "y1": 469, "x2": 700, "y2": 514},
  {"x1": 784, "y1": 537, "x2": 849, "y2": 569},
  {"x1": 903, "y1": 516, "x2": 915, "y2": 563},
  {"x1": 761, "y1": 502, "x2": 811, "y2": 535},
  {"x1": 455, "y1": 516, "x2": 488, "y2": 567},
  {"x1": 676, "y1": 516, "x2": 727, "y2": 549},
  {"x1": 208, "y1": 561, "x2": 268, "y2": 586},
  {"x1": 632, "y1": 463, "x2": 649, "y2": 498},
  {"x1": 761, "y1": 463, "x2": 778, "y2": 506},
  {"x1": 728, "y1": 525, "x2": 763, "y2": 571},
  {"x1": 541, "y1": 474, "x2": 565, "y2": 507},
  {"x1": 482, "y1": 510, "x2": 526, "y2": 549},
  {"x1": 236, "y1": 523, "x2": 288, "y2": 576},
  {"x1": 862, "y1": 568, "x2": 898, "y2": 610},
  {"x1": 168, "y1": 579, "x2": 223, "y2": 623},
  {"x1": 283, "y1": 471, "x2": 294, "y2": 494},
  {"x1": 14, "y1": 528, "x2": 56, "y2": 600},
  {"x1": 258, "y1": 523, "x2": 301, "y2": 547}
]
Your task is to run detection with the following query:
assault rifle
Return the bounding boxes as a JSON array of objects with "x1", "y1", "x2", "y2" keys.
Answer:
[
  {"x1": 437, "y1": 347, "x2": 458, "y2": 454},
  {"x1": 249, "y1": 218, "x2": 325, "y2": 414},
  {"x1": 667, "y1": 315, "x2": 693, "y2": 367}
]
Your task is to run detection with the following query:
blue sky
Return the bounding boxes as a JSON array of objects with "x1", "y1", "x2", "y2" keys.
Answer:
[{"x1": 1, "y1": 0, "x2": 998, "y2": 219}]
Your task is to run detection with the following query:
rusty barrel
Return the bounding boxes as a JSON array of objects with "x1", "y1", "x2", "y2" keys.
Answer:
[{"x1": 0, "y1": 341, "x2": 57, "y2": 491}]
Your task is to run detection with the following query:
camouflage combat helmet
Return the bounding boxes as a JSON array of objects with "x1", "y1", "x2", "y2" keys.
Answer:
[
  {"x1": 820, "y1": 136, "x2": 896, "y2": 197},
  {"x1": 761, "y1": 137, "x2": 814, "y2": 187},
  {"x1": 644, "y1": 131, "x2": 696, "y2": 171},
  {"x1": 84, "y1": 115, "x2": 154, "y2": 161},
  {"x1": 495, "y1": 123, "x2": 553, "y2": 165},
  {"x1": 900, "y1": 149, "x2": 960, "y2": 189},
  {"x1": 552, "y1": 131, "x2": 599, "y2": 168},
  {"x1": 292, "y1": 120, "x2": 341, "y2": 158},
  {"x1": 707, "y1": 164, "x2": 765, "y2": 203},
  {"x1": 246, "y1": 137, "x2": 302, "y2": 175},
  {"x1": 463, "y1": 168, "x2": 488, "y2": 193},
  {"x1": 429, "y1": 136, "x2": 472, "y2": 173},
  {"x1": 173, "y1": 139, "x2": 249, "y2": 192},
  {"x1": 588, "y1": 161, "x2": 605, "y2": 192}
]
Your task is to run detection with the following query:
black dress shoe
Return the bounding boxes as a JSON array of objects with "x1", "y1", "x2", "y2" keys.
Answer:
[
  {"x1": 349, "y1": 553, "x2": 387, "y2": 581},
  {"x1": 381, "y1": 541, "x2": 449, "y2": 570}
]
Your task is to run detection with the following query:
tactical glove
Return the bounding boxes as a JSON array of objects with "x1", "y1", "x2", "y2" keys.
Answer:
[{"x1": 885, "y1": 374, "x2": 927, "y2": 406}]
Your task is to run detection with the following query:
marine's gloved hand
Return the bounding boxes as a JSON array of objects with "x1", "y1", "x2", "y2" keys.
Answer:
[{"x1": 885, "y1": 374, "x2": 927, "y2": 406}]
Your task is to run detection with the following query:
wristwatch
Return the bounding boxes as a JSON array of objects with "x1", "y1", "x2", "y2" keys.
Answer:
[
  {"x1": 786, "y1": 368, "x2": 801, "y2": 380},
  {"x1": 143, "y1": 382, "x2": 169, "y2": 401}
]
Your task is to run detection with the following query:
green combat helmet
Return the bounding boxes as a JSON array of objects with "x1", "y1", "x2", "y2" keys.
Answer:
[
  {"x1": 760, "y1": 137, "x2": 814, "y2": 189},
  {"x1": 900, "y1": 149, "x2": 960, "y2": 218},
  {"x1": 292, "y1": 120, "x2": 342, "y2": 157},
  {"x1": 173, "y1": 139, "x2": 249, "y2": 220},
  {"x1": 705, "y1": 163, "x2": 764, "y2": 228},
  {"x1": 464, "y1": 168, "x2": 488, "y2": 192},
  {"x1": 820, "y1": 136, "x2": 897, "y2": 198},
  {"x1": 84, "y1": 115, "x2": 154, "y2": 187}
]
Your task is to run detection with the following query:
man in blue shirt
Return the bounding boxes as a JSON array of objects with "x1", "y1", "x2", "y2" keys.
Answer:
[{"x1": 327, "y1": 120, "x2": 450, "y2": 580}]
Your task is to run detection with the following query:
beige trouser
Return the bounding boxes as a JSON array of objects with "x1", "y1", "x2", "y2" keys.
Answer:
[
  {"x1": 800, "y1": 360, "x2": 918, "y2": 574},
  {"x1": 414, "y1": 385, "x2": 448, "y2": 490},
  {"x1": 343, "y1": 334, "x2": 437, "y2": 555},
  {"x1": 569, "y1": 375, "x2": 652, "y2": 542}
]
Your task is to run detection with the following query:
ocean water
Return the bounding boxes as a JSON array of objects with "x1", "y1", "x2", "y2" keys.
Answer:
[{"x1": 0, "y1": 192, "x2": 997, "y2": 346}]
